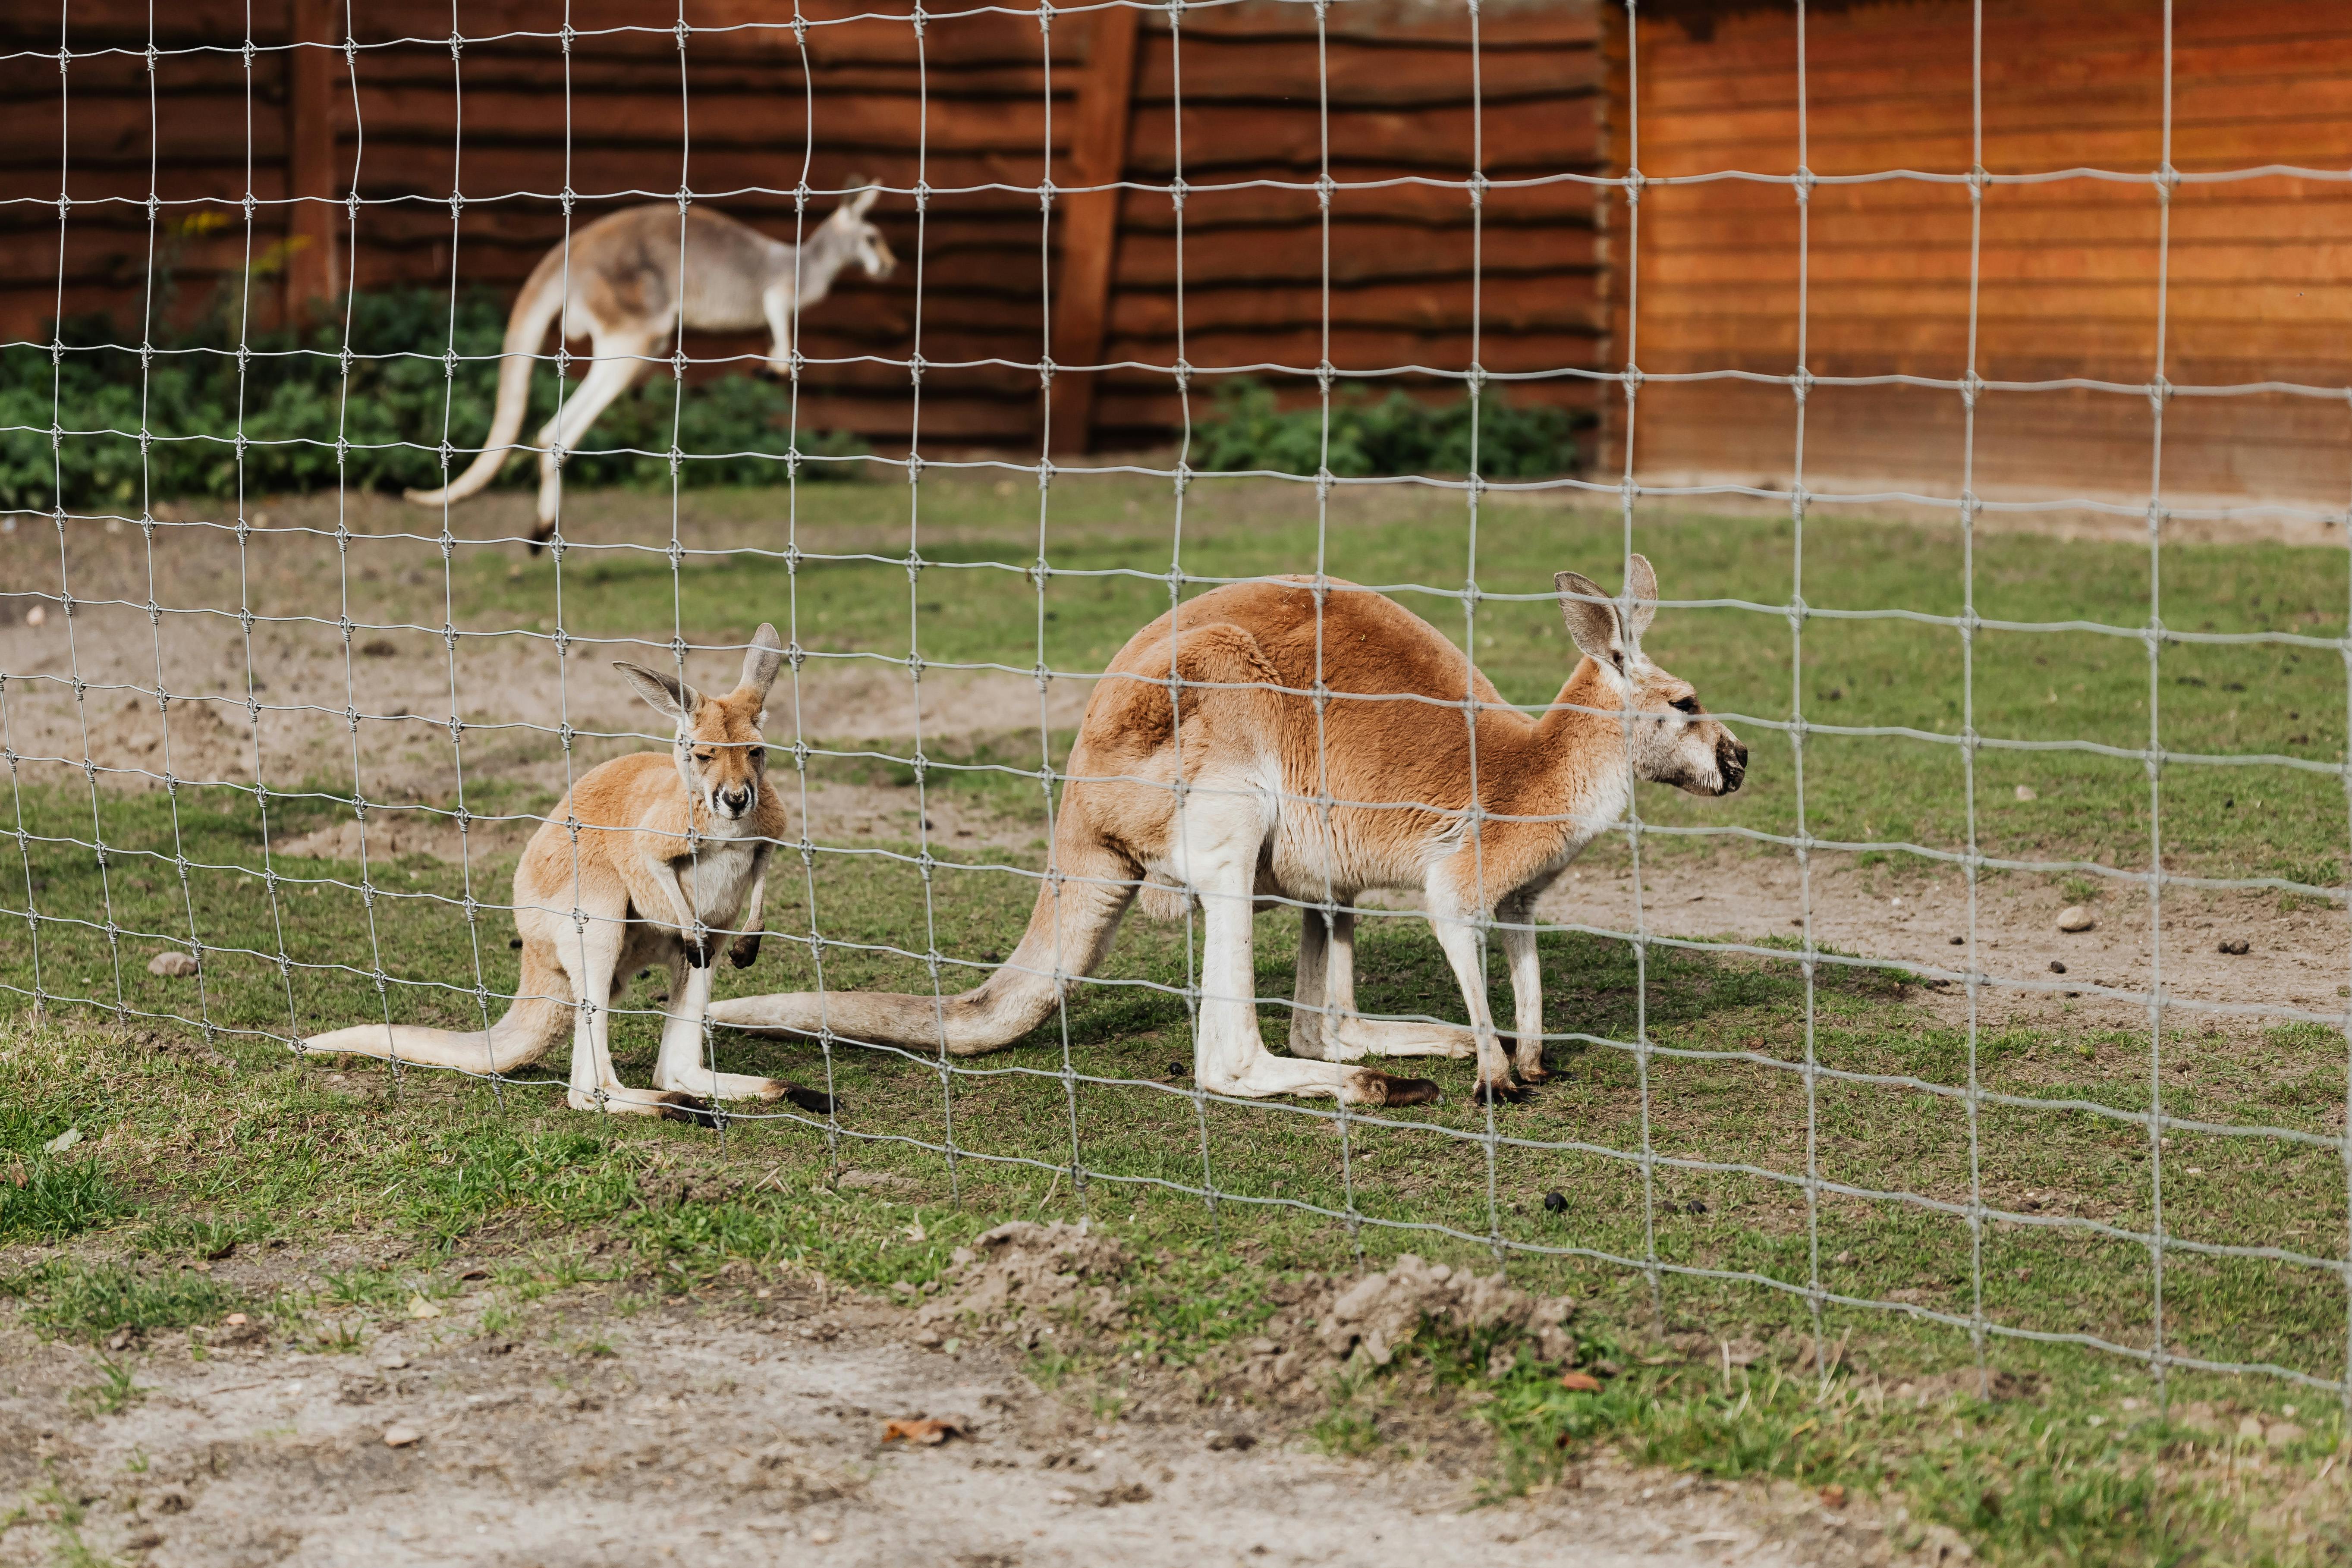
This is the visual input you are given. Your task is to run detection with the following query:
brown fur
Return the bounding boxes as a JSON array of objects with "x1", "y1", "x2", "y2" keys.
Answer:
[
  {"x1": 302, "y1": 627, "x2": 834, "y2": 1119},
  {"x1": 403, "y1": 191, "x2": 896, "y2": 546},
  {"x1": 710, "y1": 564, "x2": 1745, "y2": 1105}
]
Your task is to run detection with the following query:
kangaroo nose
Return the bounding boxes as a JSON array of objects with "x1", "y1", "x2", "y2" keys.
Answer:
[
  {"x1": 1718, "y1": 736, "x2": 1749, "y2": 795},
  {"x1": 723, "y1": 786, "x2": 752, "y2": 813}
]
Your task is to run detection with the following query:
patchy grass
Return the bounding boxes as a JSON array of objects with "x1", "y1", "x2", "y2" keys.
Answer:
[
  {"x1": 3, "y1": 478, "x2": 2349, "y2": 1562},
  {"x1": 9, "y1": 1260, "x2": 244, "y2": 1343}
]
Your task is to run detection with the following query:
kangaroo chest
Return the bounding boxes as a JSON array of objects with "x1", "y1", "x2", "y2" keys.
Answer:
[{"x1": 655, "y1": 836, "x2": 763, "y2": 923}]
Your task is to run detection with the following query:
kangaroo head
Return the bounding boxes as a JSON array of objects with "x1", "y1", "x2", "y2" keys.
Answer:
[
  {"x1": 613, "y1": 623, "x2": 785, "y2": 824},
  {"x1": 830, "y1": 184, "x2": 897, "y2": 281},
  {"x1": 1556, "y1": 556, "x2": 1747, "y2": 798}
]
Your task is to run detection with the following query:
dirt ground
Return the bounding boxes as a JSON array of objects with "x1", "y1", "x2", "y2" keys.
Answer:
[
  {"x1": 6, "y1": 504, "x2": 2341, "y2": 1036},
  {"x1": 0, "y1": 1246, "x2": 1921, "y2": 1568}
]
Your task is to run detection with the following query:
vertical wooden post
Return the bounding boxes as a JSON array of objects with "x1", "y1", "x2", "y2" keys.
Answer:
[
  {"x1": 1594, "y1": 0, "x2": 1632, "y2": 480},
  {"x1": 283, "y1": 0, "x2": 340, "y2": 321},
  {"x1": 1046, "y1": 4, "x2": 1142, "y2": 458}
]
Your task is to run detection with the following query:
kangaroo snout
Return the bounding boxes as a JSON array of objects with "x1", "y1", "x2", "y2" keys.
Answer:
[
  {"x1": 1715, "y1": 733, "x2": 1748, "y2": 795},
  {"x1": 718, "y1": 784, "x2": 754, "y2": 817}
]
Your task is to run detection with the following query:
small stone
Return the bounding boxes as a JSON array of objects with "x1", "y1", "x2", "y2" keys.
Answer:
[
  {"x1": 2049, "y1": 960, "x2": 2067, "y2": 975},
  {"x1": 376, "y1": 1353, "x2": 407, "y2": 1370},
  {"x1": 382, "y1": 1424, "x2": 422, "y2": 1448},
  {"x1": 2056, "y1": 906, "x2": 2094, "y2": 933},
  {"x1": 407, "y1": 1296, "x2": 442, "y2": 1320},
  {"x1": 912, "y1": 1328, "x2": 943, "y2": 1348},
  {"x1": 2218, "y1": 937, "x2": 2249, "y2": 955},
  {"x1": 224, "y1": 1312, "x2": 248, "y2": 1326},
  {"x1": 24, "y1": 604, "x2": 45, "y2": 627},
  {"x1": 147, "y1": 951, "x2": 201, "y2": 977},
  {"x1": 808, "y1": 1527, "x2": 837, "y2": 1544},
  {"x1": 2014, "y1": 784, "x2": 2037, "y2": 801}
]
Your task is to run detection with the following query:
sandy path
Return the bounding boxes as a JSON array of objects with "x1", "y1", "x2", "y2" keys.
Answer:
[{"x1": 0, "y1": 1276, "x2": 1884, "y2": 1568}]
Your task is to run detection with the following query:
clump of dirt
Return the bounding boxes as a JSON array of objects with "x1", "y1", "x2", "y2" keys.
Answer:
[
  {"x1": 918, "y1": 1220, "x2": 1132, "y2": 1334},
  {"x1": 1311, "y1": 1253, "x2": 1579, "y2": 1370},
  {"x1": 273, "y1": 813, "x2": 528, "y2": 866},
  {"x1": 88, "y1": 694, "x2": 257, "y2": 786},
  {"x1": 636, "y1": 1169, "x2": 753, "y2": 1208}
]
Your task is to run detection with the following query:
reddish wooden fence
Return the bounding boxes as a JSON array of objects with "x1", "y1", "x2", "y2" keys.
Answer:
[
  {"x1": 1600, "y1": 0, "x2": 2352, "y2": 506},
  {"x1": 0, "y1": 0, "x2": 1607, "y2": 457}
]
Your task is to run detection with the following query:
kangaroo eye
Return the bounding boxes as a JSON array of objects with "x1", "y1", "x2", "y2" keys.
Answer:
[
  {"x1": 693, "y1": 750, "x2": 716, "y2": 763},
  {"x1": 747, "y1": 746, "x2": 765, "y2": 763},
  {"x1": 1670, "y1": 696, "x2": 1701, "y2": 715}
]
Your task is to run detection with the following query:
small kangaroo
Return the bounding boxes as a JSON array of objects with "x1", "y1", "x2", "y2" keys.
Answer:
[
  {"x1": 708, "y1": 560, "x2": 1746, "y2": 1106},
  {"x1": 301, "y1": 625, "x2": 834, "y2": 1119},
  {"x1": 405, "y1": 189, "x2": 896, "y2": 547}
]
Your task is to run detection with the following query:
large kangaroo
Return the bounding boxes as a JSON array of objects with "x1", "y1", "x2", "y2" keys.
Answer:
[
  {"x1": 406, "y1": 189, "x2": 896, "y2": 547},
  {"x1": 709, "y1": 561, "x2": 1747, "y2": 1106}
]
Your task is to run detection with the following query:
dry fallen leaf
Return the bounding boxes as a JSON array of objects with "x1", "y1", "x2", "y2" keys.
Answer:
[
  {"x1": 1819, "y1": 1483, "x2": 1848, "y2": 1510},
  {"x1": 1558, "y1": 1370, "x2": 1604, "y2": 1393},
  {"x1": 882, "y1": 1417, "x2": 960, "y2": 1446}
]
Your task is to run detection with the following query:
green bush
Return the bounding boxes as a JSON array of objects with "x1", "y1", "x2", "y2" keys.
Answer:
[
  {"x1": 1190, "y1": 378, "x2": 1585, "y2": 479},
  {"x1": 0, "y1": 287, "x2": 865, "y2": 513}
]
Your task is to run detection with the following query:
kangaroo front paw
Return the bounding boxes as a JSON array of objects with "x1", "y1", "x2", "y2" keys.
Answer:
[
  {"x1": 682, "y1": 936, "x2": 714, "y2": 969},
  {"x1": 728, "y1": 933, "x2": 763, "y2": 969}
]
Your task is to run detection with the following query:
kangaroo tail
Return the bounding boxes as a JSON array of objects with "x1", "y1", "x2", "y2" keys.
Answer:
[
  {"x1": 403, "y1": 262, "x2": 565, "y2": 509},
  {"x1": 707, "y1": 830, "x2": 1138, "y2": 1056},
  {"x1": 300, "y1": 992, "x2": 572, "y2": 1075}
]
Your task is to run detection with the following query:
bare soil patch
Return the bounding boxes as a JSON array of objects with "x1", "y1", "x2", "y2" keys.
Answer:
[
  {"x1": 1526, "y1": 853, "x2": 2344, "y2": 1031},
  {"x1": 0, "y1": 1245, "x2": 1905, "y2": 1568}
]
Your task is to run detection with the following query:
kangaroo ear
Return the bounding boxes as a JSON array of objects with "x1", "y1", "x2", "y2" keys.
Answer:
[
  {"x1": 1555, "y1": 571, "x2": 1626, "y2": 669},
  {"x1": 739, "y1": 622, "x2": 784, "y2": 699},
  {"x1": 1622, "y1": 553, "x2": 1658, "y2": 646},
  {"x1": 614, "y1": 662, "x2": 700, "y2": 723},
  {"x1": 838, "y1": 182, "x2": 879, "y2": 220}
]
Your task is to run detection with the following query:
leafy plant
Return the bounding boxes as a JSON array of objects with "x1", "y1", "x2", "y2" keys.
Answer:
[
  {"x1": 0, "y1": 285, "x2": 865, "y2": 512},
  {"x1": 1189, "y1": 378, "x2": 1584, "y2": 479}
]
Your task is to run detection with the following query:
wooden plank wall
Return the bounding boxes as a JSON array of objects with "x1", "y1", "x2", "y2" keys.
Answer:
[
  {"x1": 1603, "y1": 0, "x2": 2352, "y2": 506},
  {"x1": 0, "y1": 0, "x2": 1607, "y2": 457}
]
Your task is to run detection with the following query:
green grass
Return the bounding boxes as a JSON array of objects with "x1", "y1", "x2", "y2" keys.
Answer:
[
  {"x1": 8, "y1": 1261, "x2": 244, "y2": 1343},
  {"x1": 421, "y1": 478, "x2": 2352, "y2": 878},
  {"x1": 3, "y1": 478, "x2": 2349, "y2": 1562}
]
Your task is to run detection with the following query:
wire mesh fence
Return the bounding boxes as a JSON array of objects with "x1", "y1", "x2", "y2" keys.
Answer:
[{"x1": 5, "y1": 0, "x2": 2351, "y2": 1415}]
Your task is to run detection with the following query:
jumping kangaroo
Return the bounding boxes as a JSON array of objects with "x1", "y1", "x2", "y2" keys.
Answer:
[
  {"x1": 301, "y1": 625, "x2": 834, "y2": 1120},
  {"x1": 708, "y1": 560, "x2": 1746, "y2": 1106},
  {"x1": 405, "y1": 188, "x2": 896, "y2": 547}
]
